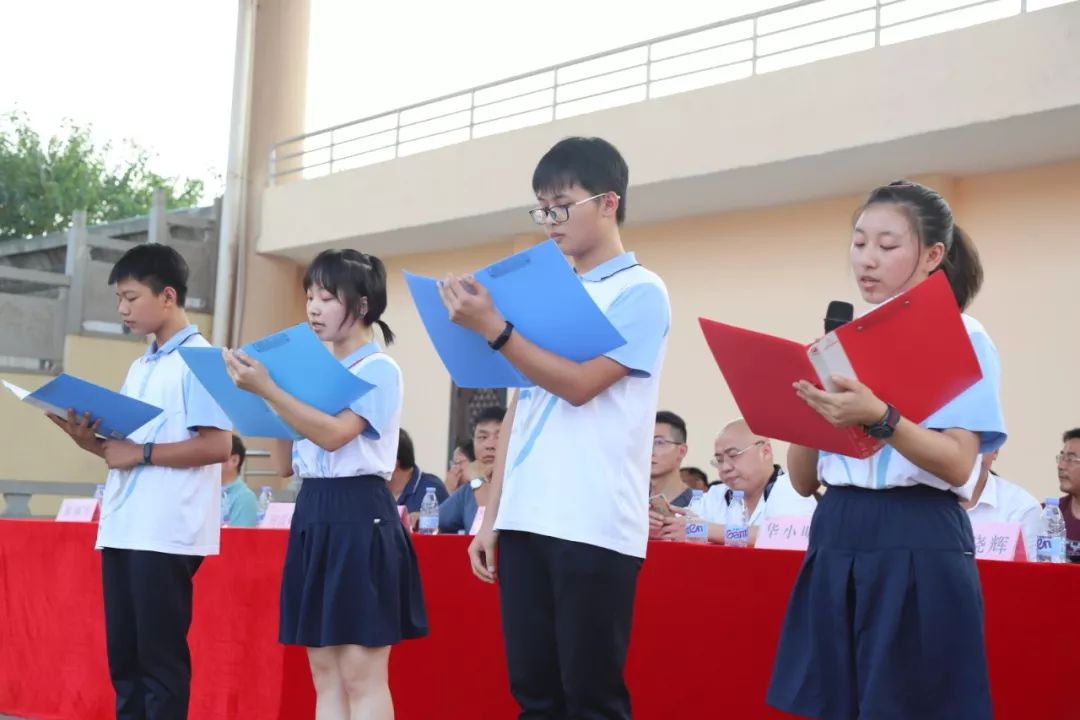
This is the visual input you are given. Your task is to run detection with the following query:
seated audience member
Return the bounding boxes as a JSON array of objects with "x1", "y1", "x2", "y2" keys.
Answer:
[
  {"x1": 657, "y1": 420, "x2": 816, "y2": 545},
  {"x1": 680, "y1": 466, "x2": 709, "y2": 493},
  {"x1": 648, "y1": 412, "x2": 693, "y2": 539},
  {"x1": 1058, "y1": 428, "x2": 1080, "y2": 562},
  {"x1": 221, "y1": 434, "x2": 258, "y2": 528},
  {"x1": 961, "y1": 449, "x2": 1041, "y2": 560},
  {"x1": 444, "y1": 440, "x2": 475, "y2": 494},
  {"x1": 439, "y1": 406, "x2": 506, "y2": 534},
  {"x1": 390, "y1": 429, "x2": 449, "y2": 526}
]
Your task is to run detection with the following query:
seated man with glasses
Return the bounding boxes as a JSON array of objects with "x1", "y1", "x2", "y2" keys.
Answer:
[
  {"x1": 658, "y1": 419, "x2": 816, "y2": 545},
  {"x1": 1057, "y1": 428, "x2": 1080, "y2": 561},
  {"x1": 651, "y1": 411, "x2": 694, "y2": 508}
]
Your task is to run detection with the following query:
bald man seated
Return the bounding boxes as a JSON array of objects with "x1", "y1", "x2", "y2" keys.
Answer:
[{"x1": 655, "y1": 419, "x2": 818, "y2": 545}]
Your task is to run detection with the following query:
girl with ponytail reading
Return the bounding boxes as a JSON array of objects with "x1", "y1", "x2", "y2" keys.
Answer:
[
  {"x1": 225, "y1": 249, "x2": 426, "y2": 720},
  {"x1": 767, "y1": 181, "x2": 1006, "y2": 720}
]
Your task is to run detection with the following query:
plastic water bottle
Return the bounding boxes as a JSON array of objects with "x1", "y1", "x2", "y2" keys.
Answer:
[
  {"x1": 220, "y1": 488, "x2": 231, "y2": 528},
  {"x1": 725, "y1": 490, "x2": 750, "y2": 547},
  {"x1": 1036, "y1": 498, "x2": 1066, "y2": 563},
  {"x1": 417, "y1": 487, "x2": 439, "y2": 535},
  {"x1": 685, "y1": 490, "x2": 708, "y2": 543},
  {"x1": 93, "y1": 484, "x2": 105, "y2": 503},
  {"x1": 256, "y1": 486, "x2": 272, "y2": 526}
]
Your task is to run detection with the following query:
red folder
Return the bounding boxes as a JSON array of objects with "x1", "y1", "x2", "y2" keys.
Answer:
[{"x1": 698, "y1": 272, "x2": 983, "y2": 458}]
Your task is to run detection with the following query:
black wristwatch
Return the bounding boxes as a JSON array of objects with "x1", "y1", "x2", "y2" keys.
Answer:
[
  {"x1": 488, "y1": 321, "x2": 514, "y2": 351},
  {"x1": 864, "y1": 404, "x2": 900, "y2": 440},
  {"x1": 142, "y1": 442, "x2": 155, "y2": 466}
]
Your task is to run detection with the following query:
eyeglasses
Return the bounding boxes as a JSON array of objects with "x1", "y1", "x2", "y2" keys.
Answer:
[
  {"x1": 652, "y1": 437, "x2": 683, "y2": 450},
  {"x1": 1057, "y1": 453, "x2": 1080, "y2": 466},
  {"x1": 710, "y1": 441, "x2": 766, "y2": 468},
  {"x1": 528, "y1": 193, "x2": 615, "y2": 226}
]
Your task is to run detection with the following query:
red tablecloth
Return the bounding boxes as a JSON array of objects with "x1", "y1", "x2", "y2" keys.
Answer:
[{"x1": 1, "y1": 520, "x2": 1077, "y2": 719}]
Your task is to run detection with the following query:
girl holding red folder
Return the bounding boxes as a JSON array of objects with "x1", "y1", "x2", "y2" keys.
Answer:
[{"x1": 767, "y1": 181, "x2": 1006, "y2": 720}]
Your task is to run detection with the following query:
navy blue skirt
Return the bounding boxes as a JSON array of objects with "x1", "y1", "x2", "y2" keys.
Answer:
[
  {"x1": 279, "y1": 475, "x2": 428, "y2": 648},
  {"x1": 766, "y1": 484, "x2": 991, "y2": 720}
]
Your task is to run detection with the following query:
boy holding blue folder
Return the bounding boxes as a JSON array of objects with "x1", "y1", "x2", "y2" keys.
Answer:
[
  {"x1": 51, "y1": 243, "x2": 231, "y2": 720},
  {"x1": 440, "y1": 137, "x2": 670, "y2": 719}
]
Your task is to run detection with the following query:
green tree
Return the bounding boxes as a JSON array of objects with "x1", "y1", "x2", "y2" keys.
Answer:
[{"x1": 0, "y1": 111, "x2": 209, "y2": 241}]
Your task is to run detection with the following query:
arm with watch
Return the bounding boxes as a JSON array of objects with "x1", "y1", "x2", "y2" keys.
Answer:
[
  {"x1": 438, "y1": 276, "x2": 629, "y2": 407},
  {"x1": 98, "y1": 428, "x2": 232, "y2": 471},
  {"x1": 793, "y1": 374, "x2": 981, "y2": 489}
]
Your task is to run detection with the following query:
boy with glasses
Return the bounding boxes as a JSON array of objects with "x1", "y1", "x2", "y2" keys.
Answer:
[{"x1": 439, "y1": 136, "x2": 670, "y2": 719}]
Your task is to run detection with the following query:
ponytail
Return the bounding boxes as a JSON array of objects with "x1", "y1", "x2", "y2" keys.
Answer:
[
  {"x1": 376, "y1": 319, "x2": 396, "y2": 346},
  {"x1": 939, "y1": 224, "x2": 983, "y2": 310}
]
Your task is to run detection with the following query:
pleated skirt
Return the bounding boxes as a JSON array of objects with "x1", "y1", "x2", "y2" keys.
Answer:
[
  {"x1": 278, "y1": 475, "x2": 428, "y2": 648},
  {"x1": 766, "y1": 484, "x2": 991, "y2": 720}
]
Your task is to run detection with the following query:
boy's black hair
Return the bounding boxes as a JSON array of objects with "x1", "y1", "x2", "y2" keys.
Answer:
[
  {"x1": 231, "y1": 434, "x2": 247, "y2": 471},
  {"x1": 474, "y1": 406, "x2": 507, "y2": 431},
  {"x1": 1064, "y1": 429, "x2": 1080, "y2": 443},
  {"x1": 108, "y1": 243, "x2": 189, "y2": 306},
  {"x1": 532, "y1": 137, "x2": 629, "y2": 224},
  {"x1": 681, "y1": 466, "x2": 708, "y2": 485},
  {"x1": 655, "y1": 410, "x2": 687, "y2": 444},
  {"x1": 397, "y1": 428, "x2": 417, "y2": 470}
]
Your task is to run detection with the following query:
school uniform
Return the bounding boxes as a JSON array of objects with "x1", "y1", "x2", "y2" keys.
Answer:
[
  {"x1": 495, "y1": 251, "x2": 670, "y2": 719},
  {"x1": 278, "y1": 342, "x2": 427, "y2": 648},
  {"x1": 767, "y1": 315, "x2": 1007, "y2": 720},
  {"x1": 96, "y1": 324, "x2": 232, "y2": 720}
]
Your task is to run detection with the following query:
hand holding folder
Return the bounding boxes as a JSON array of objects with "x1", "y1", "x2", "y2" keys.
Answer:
[
  {"x1": 2, "y1": 374, "x2": 163, "y2": 440},
  {"x1": 179, "y1": 323, "x2": 374, "y2": 439},
  {"x1": 699, "y1": 273, "x2": 983, "y2": 458},
  {"x1": 404, "y1": 240, "x2": 626, "y2": 388}
]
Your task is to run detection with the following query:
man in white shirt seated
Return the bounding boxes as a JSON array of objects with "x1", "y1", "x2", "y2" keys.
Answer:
[
  {"x1": 657, "y1": 419, "x2": 816, "y2": 545},
  {"x1": 961, "y1": 449, "x2": 1041, "y2": 561}
]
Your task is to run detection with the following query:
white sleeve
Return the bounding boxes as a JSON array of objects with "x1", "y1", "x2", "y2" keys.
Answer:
[{"x1": 763, "y1": 474, "x2": 819, "y2": 520}]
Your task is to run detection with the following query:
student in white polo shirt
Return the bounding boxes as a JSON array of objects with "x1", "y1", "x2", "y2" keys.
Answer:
[
  {"x1": 438, "y1": 137, "x2": 670, "y2": 719},
  {"x1": 50, "y1": 244, "x2": 232, "y2": 720},
  {"x1": 962, "y1": 449, "x2": 1041, "y2": 561}
]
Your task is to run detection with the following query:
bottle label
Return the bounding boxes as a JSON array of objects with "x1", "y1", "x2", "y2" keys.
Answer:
[
  {"x1": 1036, "y1": 535, "x2": 1065, "y2": 559},
  {"x1": 685, "y1": 521, "x2": 708, "y2": 541},
  {"x1": 418, "y1": 516, "x2": 438, "y2": 532},
  {"x1": 725, "y1": 526, "x2": 749, "y2": 544}
]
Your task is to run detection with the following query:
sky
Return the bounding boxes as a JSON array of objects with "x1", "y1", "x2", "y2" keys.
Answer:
[
  {"x1": 0, "y1": 0, "x2": 794, "y2": 202},
  {"x1": 1, "y1": 0, "x2": 1066, "y2": 202}
]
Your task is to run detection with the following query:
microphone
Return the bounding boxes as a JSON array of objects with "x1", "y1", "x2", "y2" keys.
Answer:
[{"x1": 824, "y1": 301, "x2": 854, "y2": 334}]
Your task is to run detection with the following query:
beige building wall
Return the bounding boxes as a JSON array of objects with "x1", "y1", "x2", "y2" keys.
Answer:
[
  {"x1": 0, "y1": 312, "x2": 214, "y2": 515},
  {"x1": 242, "y1": 160, "x2": 1079, "y2": 500}
]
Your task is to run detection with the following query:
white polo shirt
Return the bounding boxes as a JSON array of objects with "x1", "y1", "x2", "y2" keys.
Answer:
[
  {"x1": 965, "y1": 472, "x2": 1041, "y2": 561},
  {"x1": 818, "y1": 315, "x2": 1007, "y2": 500},
  {"x1": 495, "y1": 252, "x2": 670, "y2": 558},
  {"x1": 700, "y1": 470, "x2": 815, "y2": 527},
  {"x1": 96, "y1": 325, "x2": 232, "y2": 556},
  {"x1": 291, "y1": 342, "x2": 402, "y2": 480}
]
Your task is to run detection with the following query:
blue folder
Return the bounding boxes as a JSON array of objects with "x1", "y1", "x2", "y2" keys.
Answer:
[
  {"x1": 404, "y1": 240, "x2": 626, "y2": 388},
  {"x1": 179, "y1": 323, "x2": 375, "y2": 439},
  {"x1": 3, "y1": 374, "x2": 162, "y2": 440}
]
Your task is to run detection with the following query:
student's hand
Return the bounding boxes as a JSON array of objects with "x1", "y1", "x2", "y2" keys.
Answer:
[
  {"x1": 468, "y1": 526, "x2": 499, "y2": 583},
  {"x1": 648, "y1": 510, "x2": 667, "y2": 538},
  {"x1": 223, "y1": 349, "x2": 276, "y2": 397},
  {"x1": 437, "y1": 274, "x2": 506, "y2": 343},
  {"x1": 48, "y1": 410, "x2": 105, "y2": 454},
  {"x1": 659, "y1": 513, "x2": 690, "y2": 542},
  {"x1": 794, "y1": 375, "x2": 888, "y2": 428},
  {"x1": 102, "y1": 440, "x2": 143, "y2": 470}
]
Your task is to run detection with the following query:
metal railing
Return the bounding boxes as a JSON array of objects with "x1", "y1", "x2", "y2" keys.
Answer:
[
  {"x1": 0, "y1": 193, "x2": 221, "y2": 372},
  {"x1": 269, "y1": 0, "x2": 1066, "y2": 183}
]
